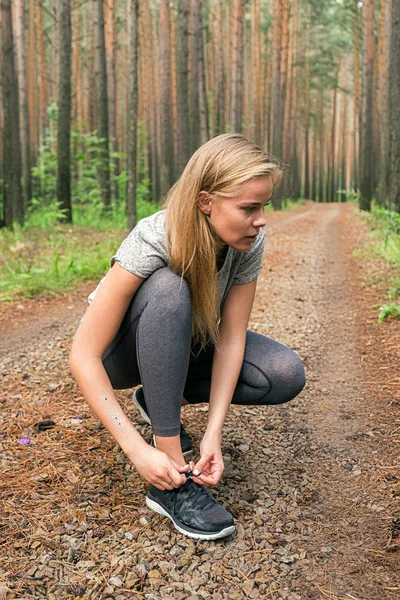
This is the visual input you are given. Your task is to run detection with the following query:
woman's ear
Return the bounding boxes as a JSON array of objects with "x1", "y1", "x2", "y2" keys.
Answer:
[{"x1": 198, "y1": 191, "x2": 212, "y2": 215}]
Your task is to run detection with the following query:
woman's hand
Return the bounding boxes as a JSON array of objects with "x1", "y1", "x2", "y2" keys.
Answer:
[
  {"x1": 191, "y1": 430, "x2": 224, "y2": 487},
  {"x1": 131, "y1": 444, "x2": 191, "y2": 490}
]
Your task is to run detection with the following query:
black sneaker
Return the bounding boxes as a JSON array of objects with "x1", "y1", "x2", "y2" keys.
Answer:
[
  {"x1": 146, "y1": 476, "x2": 235, "y2": 540},
  {"x1": 133, "y1": 387, "x2": 193, "y2": 456}
]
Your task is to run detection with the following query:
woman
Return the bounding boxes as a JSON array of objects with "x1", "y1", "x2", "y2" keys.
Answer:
[{"x1": 69, "y1": 134, "x2": 306, "y2": 541}]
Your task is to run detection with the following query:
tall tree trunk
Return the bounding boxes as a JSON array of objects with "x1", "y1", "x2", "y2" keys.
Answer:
[
  {"x1": 1, "y1": 0, "x2": 23, "y2": 225},
  {"x1": 196, "y1": 0, "x2": 208, "y2": 144},
  {"x1": 353, "y1": 0, "x2": 361, "y2": 191},
  {"x1": 104, "y1": 0, "x2": 119, "y2": 199},
  {"x1": 318, "y1": 88, "x2": 325, "y2": 202},
  {"x1": 376, "y1": 0, "x2": 388, "y2": 206},
  {"x1": 176, "y1": 0, "x2": 190, "y2": 174},
  {"x1": 189, "y1": 0, "x2": 200, "y2": 152},
  {"x1": 359, "y1": 0, "x2": 374, "y2": 211},
  {"x1": 27, "y1": 0, "x2": 37, "y2": 166},
  {"x1": 13, "y1": 0, "x2": 32, "y2": 207},
  {"x1": 340, "y1": 67, "x2": 349, "y2": 201},
  {"x1": 215, "y1": 0, "x2": 225, "y2": 134},
  {"x1": 94, "y1": 0, "x2": 111, "y2": 209},
  {"x1": 56, "y1": 0, "x2": 72, "y2": 223},
  {"x1": 160, "y1": 0, "x2": 173, "y2": 198},
  {"x1": 36, "y1": 0, "x2": 49, "y2": 135},
  {"x1": 170, "y1": 0, "x2": 179, "y2": 171},
  {"x1": 230, "y1": 0, "x2": 244, "y2": 132},
  {"x1": 303, "y1": 5, "x2": 311, "y2": 200},
  {"x1": 127, "y1": 0, "x2": 139, "y2": 229},
  {"x1": 328, "y1": 74, "x2": 338, "y2": 203},
  {"x1": 389, "y1": 0, "x2": 400, "y2": 212}
]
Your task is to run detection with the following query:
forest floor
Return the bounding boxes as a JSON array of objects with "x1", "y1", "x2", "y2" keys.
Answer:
[{"x1": 0, "y1": 201, "x2": 399, "y2": 600}]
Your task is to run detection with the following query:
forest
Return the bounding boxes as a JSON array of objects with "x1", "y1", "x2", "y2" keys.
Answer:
[{"x1": 1, "y1": 0, "x2": 399, "y2": 230}]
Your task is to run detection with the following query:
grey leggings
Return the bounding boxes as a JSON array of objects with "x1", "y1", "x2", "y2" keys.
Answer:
[{"x1": 103, "y1": 268, "x2": 306, "y2": 437}]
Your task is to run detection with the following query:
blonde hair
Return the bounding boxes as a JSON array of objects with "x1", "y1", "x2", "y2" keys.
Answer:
[{"x1": 163, "y1": 133, "x2": 282, "y2": 348}]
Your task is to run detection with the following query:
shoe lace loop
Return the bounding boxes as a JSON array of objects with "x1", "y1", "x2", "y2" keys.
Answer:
[{"x1": 177, "y1": 480, "x2": 215, "y2": 512}]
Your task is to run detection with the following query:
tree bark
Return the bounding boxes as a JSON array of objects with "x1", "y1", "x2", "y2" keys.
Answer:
[
  {"x1": 94, "y1": 0, "x2": 111, "y2": 209},
  {"x1": 13, "y1": 0, "x2": 32, "y2": 208},
  {"x1": 230, "y1": 0, "x2": 244, "y2": 133},
  {"x1": 56, "y1": 0, "x2": 72, "y2": 223},
  {"x1": 160, "y1": 0, "x2": 173, "y2": 198},
  {"x1": 104, "y1": 0, "x2": 119, "y2": 199},
  {"x1": 1, "y1": 0, "x2": 23, "y2": 225},
  {"x1": 127, "y1": 0, "x2": 139, "y2": 229},
  {"x1": 389, "y1": 0, "x2": 400, "y2": 212},
  {"x1": 176, "y1": 0, "x2": 190, "y2": 174},
  {"x1": 359, "y1": 0, "x2": 374, "y2": 211},
  {"x1": 215, "y1": 0, "x2": 225, "y2": 135}
]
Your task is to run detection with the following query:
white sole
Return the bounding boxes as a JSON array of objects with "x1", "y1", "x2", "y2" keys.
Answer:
[{"x1": 146, "y1": 496, "x2": 235, "y2": 540}]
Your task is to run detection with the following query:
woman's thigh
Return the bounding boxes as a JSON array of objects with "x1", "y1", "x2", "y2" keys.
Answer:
[
  {"x1": 184, "y1": 331, "x2": 306, "y2": 406},
  {"x1": 102, "y1": 267, "x2": 192, "y2": 390}
]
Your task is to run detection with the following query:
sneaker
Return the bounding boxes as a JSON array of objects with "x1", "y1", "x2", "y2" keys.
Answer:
[
  {"x1": 146, "y1": 476, "x2": 235, "y2": 540},
  {"x1": 133, "y1": 387, "x2": 193, "y2": 456}
]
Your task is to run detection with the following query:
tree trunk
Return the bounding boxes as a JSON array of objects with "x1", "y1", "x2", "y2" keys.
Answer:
[
  {"x1": 196, "y1": 1, "x2": 208, "y2": 144},
  {"x1": 176, "y1": 0, "x2": 190, "y2": 174},
  {"x1": 318, "y1": 88, "x2": 325, "y2": 202},
  {"x1": 230, "y1": 0, "x2": 244, "y2": 133},
  {"x1": 1, "y1": 0, "x2": 23, "y2": 225},
  {"x1": 389, "y1": 0, "x2": 400, "y2": 212},
  {"x1": 27, "y1": 0, "x2": 37, "y2": 166},
  {"x1": 189, "y1": 0, "x2": 200, "y2": 152},
  {"x1": 160, "y1": 0, "x2": 173, "y2": 198},
  {"x1": 36, "y1": 0, "x2": 49, "y2": 135},
  {"x1": 215, "y1": 0, "x2": 225, "y2": 135},
  {"x1": 353, "y1": 0, "x2": 361, "y2": 191},
  {"x1": 94, "y1": 0, "x2": 111, "y2": 209},
  {"x1": 104, "y1": 0, "x2": 119, "y2": 199},
  {"x1": 13, "y1": 0, "x2": 32, "y2": 208},
  {"x1": 359, "y1": 0, "x2": 374, "y2": 211},
  {"x1": 127, "y1": 0, "x2": 139, "y2": 229},
  {"x1": 328, "y1": 74, "x2": 338, "y2": 203},
  {"x1": 56, "y1": 0, "x2": 72, "y2": 223}
]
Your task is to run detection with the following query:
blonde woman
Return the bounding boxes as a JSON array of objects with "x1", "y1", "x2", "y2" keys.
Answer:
[{"x1": 69, "y1": 134, "x2": 306, "y2": 540}]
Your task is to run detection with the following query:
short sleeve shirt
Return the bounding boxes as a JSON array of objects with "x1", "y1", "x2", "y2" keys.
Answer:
[{"x1": 88, "y1": 210, "x2": 265, "y2": 309}]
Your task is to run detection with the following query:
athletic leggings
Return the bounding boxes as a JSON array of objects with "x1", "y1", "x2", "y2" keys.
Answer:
[{"x1": 103, "y1": 267, "x2": 306, "y2": 437}]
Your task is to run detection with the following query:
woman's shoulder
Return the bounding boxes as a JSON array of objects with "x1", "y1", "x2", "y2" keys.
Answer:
[{"x1": 134, "y1": 209, "x2": 166, "y2": 234}]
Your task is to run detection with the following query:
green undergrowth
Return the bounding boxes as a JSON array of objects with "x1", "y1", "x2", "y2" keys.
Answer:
[
  {"x1": 0, "y1": 199, "x2": 159, "y2": 302},
  {"x1": 358, "y1": 202, "x2": 400, "y2": 323}
]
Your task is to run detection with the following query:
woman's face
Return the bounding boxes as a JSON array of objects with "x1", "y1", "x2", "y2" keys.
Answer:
[{"x1": 200, "y1": 176, "x2": 273, "y2": 252}]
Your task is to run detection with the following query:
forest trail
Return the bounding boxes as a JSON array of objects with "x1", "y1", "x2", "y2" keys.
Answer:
[{"x1": 0, "y1": 202, "x2": 399, "y2": 600}]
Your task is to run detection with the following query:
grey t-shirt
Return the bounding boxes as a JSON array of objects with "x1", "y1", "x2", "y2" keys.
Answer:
[{"x1": 88, "y1": 210, "x2": 265, "y2": 308}]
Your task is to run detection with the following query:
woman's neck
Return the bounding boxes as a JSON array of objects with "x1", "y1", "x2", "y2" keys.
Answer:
[{"x1": 216, "y1": 244, "x2": 228, "y2": 272}]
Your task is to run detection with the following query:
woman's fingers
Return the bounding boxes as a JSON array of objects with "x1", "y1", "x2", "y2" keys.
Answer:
[{"x1": 192, "y1": 455, "x2": 210, "y2": 477}]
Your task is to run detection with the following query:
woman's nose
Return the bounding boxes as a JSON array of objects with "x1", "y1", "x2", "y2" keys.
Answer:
[{"x1": 253, "y1": 211, "x2": 267, "y2": 228}]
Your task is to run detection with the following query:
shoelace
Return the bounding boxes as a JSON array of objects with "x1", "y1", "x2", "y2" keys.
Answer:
[{"x1": 176, "y1": 477, "x2": 216, "y2": 512}]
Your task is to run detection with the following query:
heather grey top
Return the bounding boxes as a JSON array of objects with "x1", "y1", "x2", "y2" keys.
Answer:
[{"x1": 88, "y1": 210, "x2": 265, "y2": 308}]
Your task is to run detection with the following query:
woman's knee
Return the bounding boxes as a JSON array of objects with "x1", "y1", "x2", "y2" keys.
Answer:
[
  {"x1": 242, "y1": 337, "x2": 306, "y2": 405},
  {"x1": 139, "y1": 267, "x2": 192, "y2": 319}
]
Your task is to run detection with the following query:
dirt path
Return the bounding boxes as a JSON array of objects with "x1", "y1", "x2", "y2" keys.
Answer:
[{"x1": 0, "y1": 202, "x2": 399, "y2": 600}]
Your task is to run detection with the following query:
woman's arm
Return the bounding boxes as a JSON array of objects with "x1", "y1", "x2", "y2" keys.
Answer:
[
  {"x1": 69, "y1": 262, "x2": 189, "y2": 489},
  {"x1": 192, "y1": 279, "x2": 257, "y2": 485}
]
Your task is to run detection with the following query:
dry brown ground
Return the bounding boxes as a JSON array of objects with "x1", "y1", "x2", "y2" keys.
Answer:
[{"x1": 0, "y1": 202, "x2": 399, "y2": 600}]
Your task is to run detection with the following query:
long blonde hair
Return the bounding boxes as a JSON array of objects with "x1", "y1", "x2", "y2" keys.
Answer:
[{"x1": 164, "y1": 133, "x2": 282, "y2": 348}]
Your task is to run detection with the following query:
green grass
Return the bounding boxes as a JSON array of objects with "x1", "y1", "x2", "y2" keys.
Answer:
[
  {"x1": 358, "y1": 202, "x2": 400, "y2": 323},
  {"x1": 0, "y1": 199, "x2": 160, "y2": 301}
]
